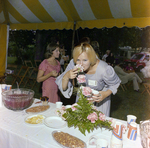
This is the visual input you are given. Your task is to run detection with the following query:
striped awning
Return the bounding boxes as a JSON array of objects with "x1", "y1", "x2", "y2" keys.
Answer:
[{"x1": 0, "y1": 0, "x2": 150, "y2": 30}]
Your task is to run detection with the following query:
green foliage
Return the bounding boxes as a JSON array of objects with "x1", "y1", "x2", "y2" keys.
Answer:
[
  {"x1": 21, "y1": 45, "x2": 36, "y2": 62},
  {"x1": 8, "y1": 30, "x2": 36, "y2": 64},
  {"x1": 62, "y1": 89, "x2": 112, "y2": 135},
  {"x1": 8, "y1": 27, "x2": 150, "y2": 64}
]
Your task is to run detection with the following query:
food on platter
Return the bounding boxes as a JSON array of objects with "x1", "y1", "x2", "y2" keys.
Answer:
[
  {"x1": 52, "y1": 131, "x2": 86, "y2": 148},
  {"x1": 26, "y1": 105, "x2": 50, "y2": 113},
  {"x1": 25, "y1": 115, "x2": 45, "y2": 124},
  {"x1": 40, "y1": 96, "x2": 49, "y2": 105}
]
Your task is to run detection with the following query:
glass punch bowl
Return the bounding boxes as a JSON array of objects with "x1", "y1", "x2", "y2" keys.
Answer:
[{"x1": 2, "y1": 88, "x2": 35, "y2": 111}]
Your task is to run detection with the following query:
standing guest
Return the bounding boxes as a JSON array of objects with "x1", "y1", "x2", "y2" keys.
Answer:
[
  {"x1": 74, "y1": 37, "x2": 90, "y2": 46},
  {"x1": 114, "y1": 60, "x2": 143, "y2": 92},
  {"x1": 102, "y1": 50, "x2": 110, "y2": 62},
  {"x1": 106, "y1": 52, "x2": 115, "y2": 67},
  {"x1": 60, "y1": 54, "x2": 65, "y2": 73},
  {"x1": 141, "y1": 60, "x2": 150, "y2": 78},
  {"x1": 37, "y1": 43, "x2": 61, "y2": 103},
  {"x1": 78, "y1": 37, "x2": 90, "y2": 44},
  {"x1": 56, "y1": 43, "x2": 121, "y2": 117},
  {"x1": 59, "y1": 44, "x2": 66, "y2": 73},
  {"x1": 91, "y1": 41, "x2": 101, "y2": 58}
]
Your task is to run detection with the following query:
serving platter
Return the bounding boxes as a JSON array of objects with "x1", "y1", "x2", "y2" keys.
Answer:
[
  {"x1": 52, "y1": 130, "x2": 87, "y2": 148},
  {"x1": 25, "y1": 105, "x2": 50, "y2": 114},
  {"x1": 44, "y1": 116, "x2": 67, "y2": 129},
  {"x1": 24, "y1": 114, "x2": 46, "y2": 126}
]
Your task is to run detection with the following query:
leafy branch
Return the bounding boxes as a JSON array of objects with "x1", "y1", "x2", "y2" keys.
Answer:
[{"x1": 62, "y1": 89, "x2": 112, "y2": 135}]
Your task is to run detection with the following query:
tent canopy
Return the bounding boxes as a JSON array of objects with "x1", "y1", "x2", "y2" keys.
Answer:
[
  {"x1": 0, "y1": 0, "x2": 150, "y2": 76},
  {"x1": 1, "y1": 0, "x2": 150, "y2": 30}
]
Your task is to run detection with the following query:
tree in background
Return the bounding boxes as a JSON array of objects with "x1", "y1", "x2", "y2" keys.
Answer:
[
  {"x1": 8, "y1": 27, "x2": 150, "y2": 64},
  {"x1": 8, "y1": 30, "x2": 36, "y2": 64}
]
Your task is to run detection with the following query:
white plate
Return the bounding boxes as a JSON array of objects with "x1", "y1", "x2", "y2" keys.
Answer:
[
  {"x1": 24, "y1": 114, "x2": 46, "y2": 126},
  {"x1": 44, "y1": 116, "x2": 67, "y2": 129}
]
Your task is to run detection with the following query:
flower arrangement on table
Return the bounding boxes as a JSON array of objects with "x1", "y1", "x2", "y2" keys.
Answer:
[{"x1": 56, "y1": 87, "x2": 113, "y2": 135}]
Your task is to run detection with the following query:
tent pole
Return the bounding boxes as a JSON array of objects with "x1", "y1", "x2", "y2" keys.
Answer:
[
  {"x1": 71, "y1": 21, "x2": 76, "y2": 58},
  {"x1": 76, "y1": 29, "x2": 79, "y2": 43},
  {"x1": 6, "y1": 25, "x2": 10, "y2": 69}
]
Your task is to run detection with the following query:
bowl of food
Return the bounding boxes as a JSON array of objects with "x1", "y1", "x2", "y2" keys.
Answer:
[{"x1": 2, "y1": 88, "x2": 34, "y2": 111}]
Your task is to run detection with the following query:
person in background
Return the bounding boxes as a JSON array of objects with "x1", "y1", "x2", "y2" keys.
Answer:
[
  {"x1": 106, "y1": 52, "x2": 115, "y2": 67},
  {"x1": 102, "y1": 50, "x2": 110, "y2": 62},
  {"x1": 76, "y1": 37, "x2": 90, "y2": 46},
  {"x1": 141, "y1": 59, "x2": 150, "y2": 78},
  {"x1": 79, "y1": 37, "x2": 90, "y2": 44},
  {"x1": 125, "y1": 63, "x2": 134, "y2": 72},
  {"x1": 91, "y1": 41, "x2": 101, "y2": 59},
  {"x1": 56, "y1": 43, "x2": 121, "y2": 117},
  {"x1": 114, "y1": 59, "x2": 143, "y2": 92},
  {"x1": 37, "y1": 43, "x2": 61, "y2": 103},
  {"x1": 59, "y1": 44, "x2": 66, "y2": 73}
]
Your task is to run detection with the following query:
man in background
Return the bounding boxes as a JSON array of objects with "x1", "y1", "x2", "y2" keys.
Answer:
[{"x1": 102, "y1": 50, "x2": 110, "y2": 61}]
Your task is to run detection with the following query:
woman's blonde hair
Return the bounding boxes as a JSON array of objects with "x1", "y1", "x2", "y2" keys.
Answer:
[
  {"x1": 73, "y1": 43, "x2": 97, "y2": 66},
  {"x1": 45, "y1": 43, "x2": 59, "y2": 59}
]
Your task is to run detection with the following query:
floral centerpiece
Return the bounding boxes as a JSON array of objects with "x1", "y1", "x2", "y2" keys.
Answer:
[{"x1": 56, "y1": 87, "x2": 113, "y2": 135}]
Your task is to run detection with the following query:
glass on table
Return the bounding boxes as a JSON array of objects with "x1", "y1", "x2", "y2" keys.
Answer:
[
  {"x1": 140, "y1": 120, "x2": 150, "y2": 148},
  {"x1": 127, "y1": 115, "x2": 137, "y2": 128},
  {"x1": 56, "y1": 102, "x2": 63, "y2": 109}
]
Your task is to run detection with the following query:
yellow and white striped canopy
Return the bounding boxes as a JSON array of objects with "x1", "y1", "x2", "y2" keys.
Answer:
[{"x1": 0, "y1": 0, "x2": 150, "y2": 30}]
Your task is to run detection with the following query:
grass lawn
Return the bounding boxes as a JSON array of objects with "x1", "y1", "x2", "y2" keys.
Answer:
[{"x1": 7, "y1": 57, "x2": 17, "y2": 64}]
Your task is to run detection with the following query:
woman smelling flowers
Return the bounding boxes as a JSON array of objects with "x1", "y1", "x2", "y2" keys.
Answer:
[{"x1": 56, "y1": 43, "x2": 121, "y2": 117}]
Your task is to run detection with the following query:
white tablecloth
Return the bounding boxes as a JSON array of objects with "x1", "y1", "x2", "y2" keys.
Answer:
[{"x1": 0, "y1": 99, "x2": 143, "y2": 148}]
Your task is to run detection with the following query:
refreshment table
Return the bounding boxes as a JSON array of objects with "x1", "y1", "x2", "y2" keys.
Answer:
[{"x1": 0, "y1": 99, "x2": 143, "y2": 148}]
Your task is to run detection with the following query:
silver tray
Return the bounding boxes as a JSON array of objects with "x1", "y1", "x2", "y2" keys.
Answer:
[
  {"x1": 25, "y1": 105, "x2": 50, "y2": 114},
  {"x1": 52, "y1": 130, "x2": 87, "y2": 148}
]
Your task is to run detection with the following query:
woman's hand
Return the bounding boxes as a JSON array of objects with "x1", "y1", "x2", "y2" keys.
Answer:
[
  {"x1": 62, "y1": 68, "x2": 78, "y2": 91},
  {"x1": 92, "y1": 91, "x2": 106, "y2": 103},
  {"x1": 50, "y1": 70, "x2": 59, "y2": 77},
  {"x1": 92, "y1": 90, "x2": 112, "y2": 103},
  {"x1": 67, "y1": 68, "x2": 78, "y2": 80},
  {"x1": 37, "y1": 69, "x2": 58, "y2": 83}
]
